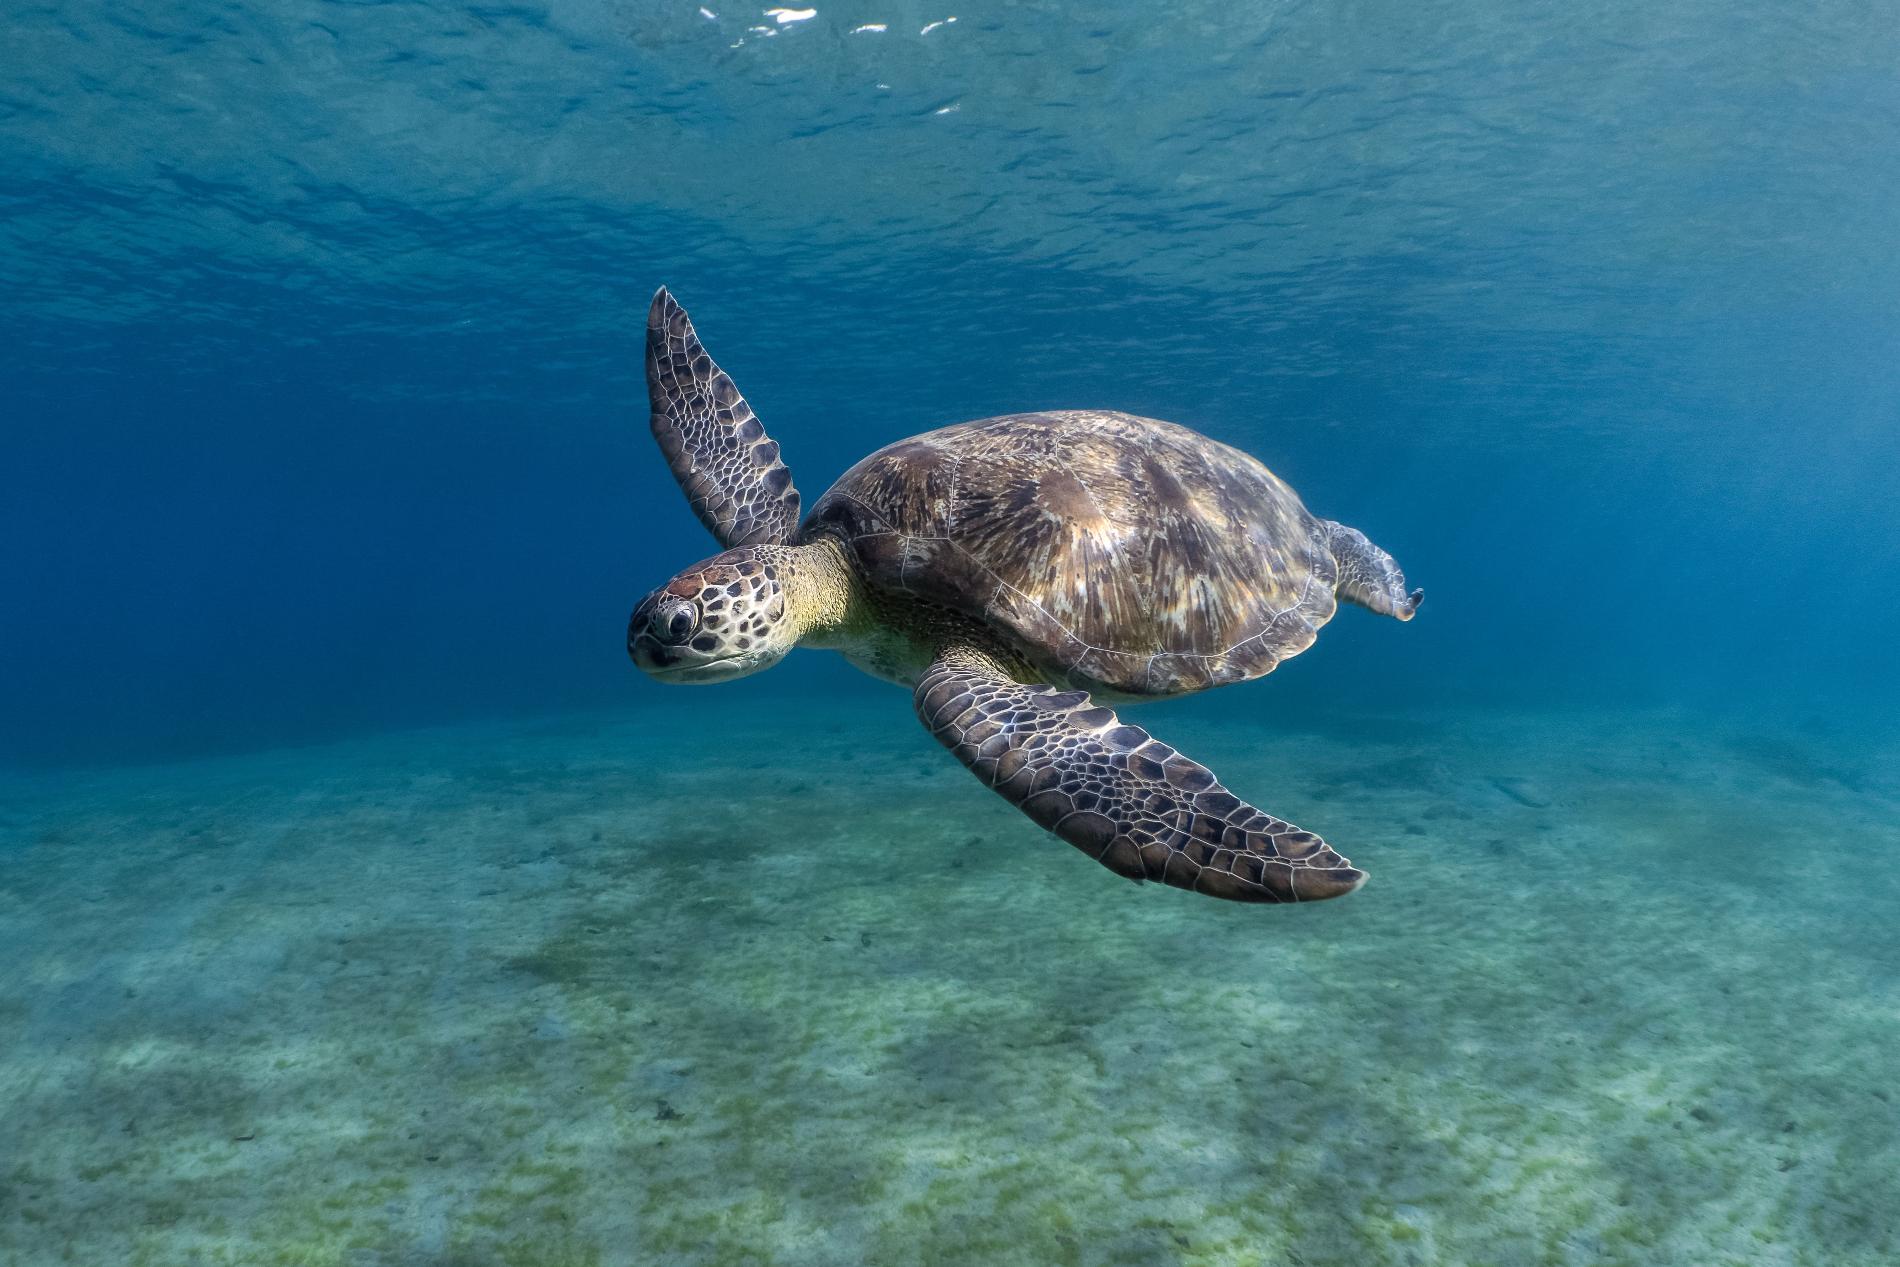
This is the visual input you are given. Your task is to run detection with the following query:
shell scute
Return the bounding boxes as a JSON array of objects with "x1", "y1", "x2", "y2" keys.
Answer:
[{"x1": 803, "y1": 410, "x2": 1339, "y2": 694}]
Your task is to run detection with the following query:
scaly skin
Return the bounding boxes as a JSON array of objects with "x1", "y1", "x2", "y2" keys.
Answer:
[
  {"x1": 631, "y1": 290, "x2": 1424, "y2": 905},
  {"x1": 915, "y1": 644, "x2": 1366, "y2": 903}
]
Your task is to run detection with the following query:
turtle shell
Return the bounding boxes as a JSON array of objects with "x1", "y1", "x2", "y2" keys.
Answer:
[{"x1": 800, "y1": 410, "x2": 1339, "y2": 695}]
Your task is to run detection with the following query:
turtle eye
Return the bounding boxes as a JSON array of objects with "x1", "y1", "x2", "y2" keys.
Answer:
[{"x1": 663, "y1": 604, "x2": 699, "y2": 644}]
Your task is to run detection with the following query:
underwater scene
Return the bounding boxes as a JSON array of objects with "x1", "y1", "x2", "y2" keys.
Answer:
[{"x1": 4, "y1": 1, "x2": 1898, "y2": 1264}]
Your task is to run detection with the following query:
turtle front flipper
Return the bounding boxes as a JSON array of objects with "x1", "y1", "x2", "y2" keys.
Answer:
[
  {"x1": 914, "y1": 647, "x2": 1366, "y2": 903},
  {"x1": 646, "y1": 288, "x2": 800, "y2": 547}
]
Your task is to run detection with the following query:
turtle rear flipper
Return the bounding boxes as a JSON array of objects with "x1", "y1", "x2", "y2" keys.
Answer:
[
  {"x1": 647, "y1": 288, "x2": 801, "y2": 547},
  {"x1": 1323, "y1": 519, "x2": 1422, "y2": 621},
  {"x1": 915, "y1": 647, "x2": 1366, "y2": 903}
]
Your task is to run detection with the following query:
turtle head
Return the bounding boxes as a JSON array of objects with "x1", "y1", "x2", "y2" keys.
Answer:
[{"x1": 628, "y1": 547, "x2": 798, "y2": 684}]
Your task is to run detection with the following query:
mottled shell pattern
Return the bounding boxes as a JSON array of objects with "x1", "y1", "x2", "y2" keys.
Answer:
[{"x1": 800, "y1": 410, "x2": 1340, "y2": 697}]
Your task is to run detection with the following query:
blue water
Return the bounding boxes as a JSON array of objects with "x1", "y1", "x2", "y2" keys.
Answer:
[
  {"x1": 6, "y1": 0, "x2": 1897, "y2": 765},
  {"x1": 4, "y1": 2, "x2": 1899, "y2": 1263}
]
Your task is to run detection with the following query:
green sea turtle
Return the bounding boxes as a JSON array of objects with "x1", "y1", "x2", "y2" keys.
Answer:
[{"x1": 628, "y1": 289, "x2": 1422, "y2": 904}]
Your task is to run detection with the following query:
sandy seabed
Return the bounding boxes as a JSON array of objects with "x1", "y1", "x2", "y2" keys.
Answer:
[{"x1": 2, "y1": 696, "x2": 1897, "y2": 1267}]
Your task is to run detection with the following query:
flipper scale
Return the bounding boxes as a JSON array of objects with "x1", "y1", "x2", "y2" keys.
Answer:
[
  {"x1": 915, "y1": 646, "x2": 1367, "y2": 904},
  {"x1": 646, "y1": 288, "x2": 801, "y2": 548}
]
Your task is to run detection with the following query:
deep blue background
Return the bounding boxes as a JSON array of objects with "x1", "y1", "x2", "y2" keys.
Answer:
[{"x1": 4, "y1": 0, "x2": 1896, "y2": 767}]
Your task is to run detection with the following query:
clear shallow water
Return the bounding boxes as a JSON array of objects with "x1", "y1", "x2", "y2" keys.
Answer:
[{"x1": 3, "y1": 1, "x2": 1898, "y2": 1263}]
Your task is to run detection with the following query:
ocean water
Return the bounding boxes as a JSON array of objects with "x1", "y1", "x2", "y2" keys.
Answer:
[{"x1": 3, "y1": 1, "x2": 1898, "y2": 1263}]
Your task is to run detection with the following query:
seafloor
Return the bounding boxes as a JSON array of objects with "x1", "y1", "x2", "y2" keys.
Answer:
[{"x1": 2, "y1": 695, "x2": 1896, "y2": 1267}]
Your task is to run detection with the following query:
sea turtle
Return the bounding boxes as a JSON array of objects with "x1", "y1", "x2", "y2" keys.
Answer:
[{"x1": 628, "y1": 289, "x2": 1422, "y2": 904}]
